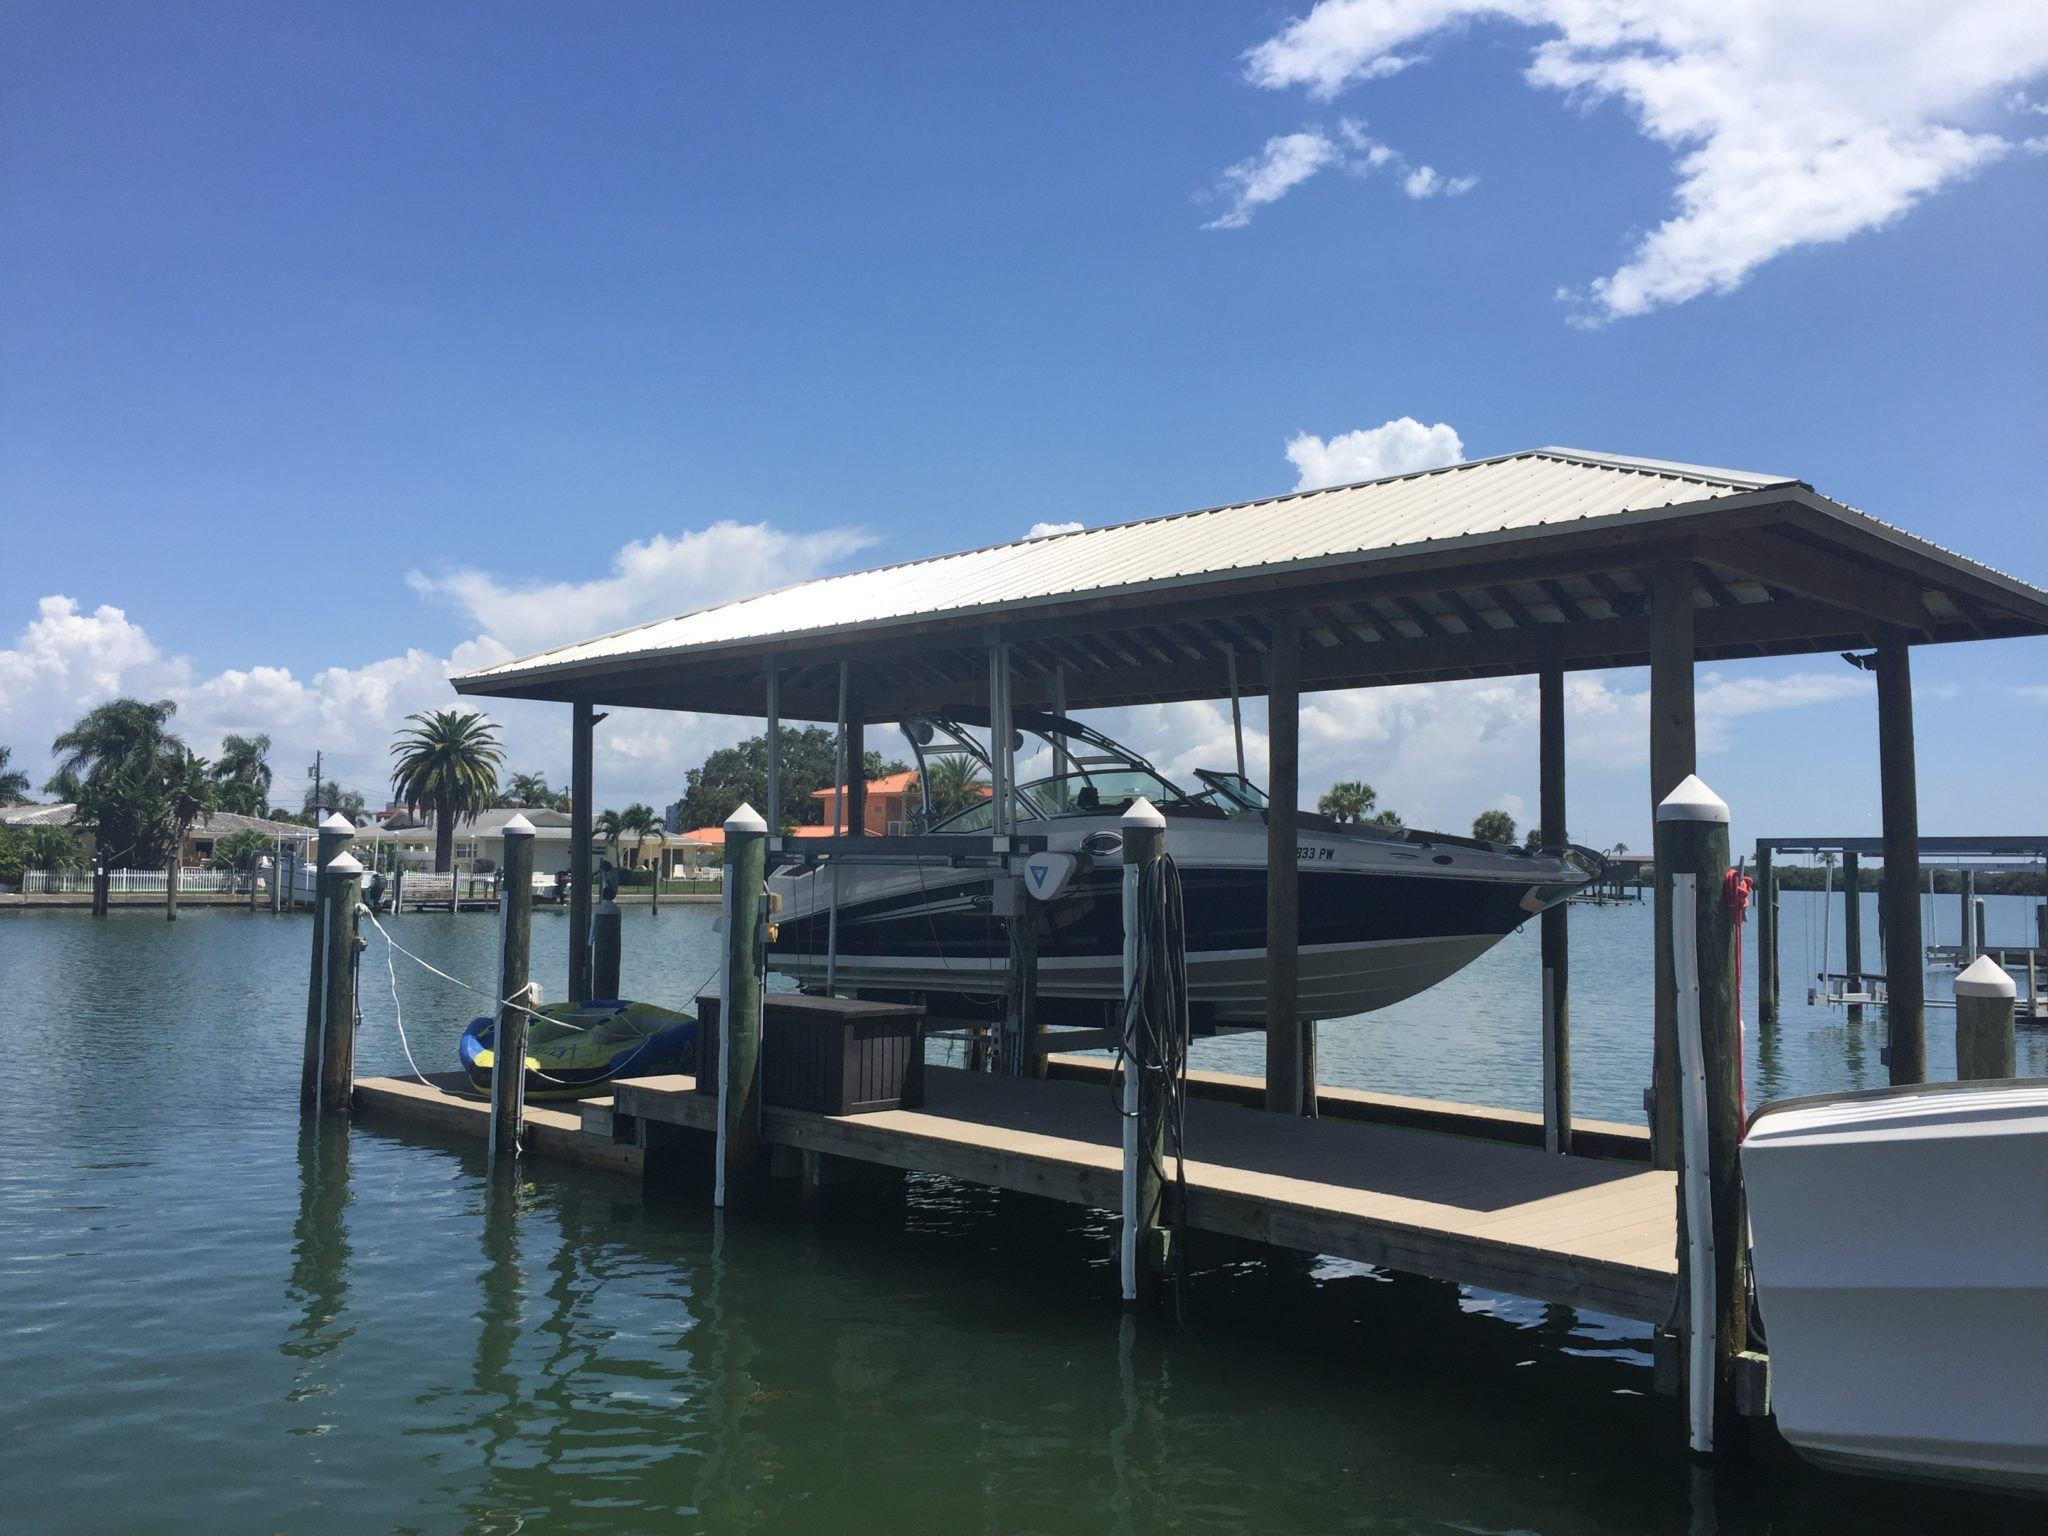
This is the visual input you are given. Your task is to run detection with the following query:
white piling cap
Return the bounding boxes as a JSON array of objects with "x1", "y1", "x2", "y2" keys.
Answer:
[
  {"x1": 1955, "y1": 954, "x2": 2016, "y2": 999},
  {"x1": 324, "y1": 850, "x2": 364, "y2": 875},
  {"x1": 1655, "y1": 774, "x2": 1729, "y2": 824},
  {"x1": 1121, "y1": 797, "x2": 1166, "y2": 830},
  {"x1": 500, "y1": 812, "x2": 536, "y2": 837},
  {"x1": 318, "y1": 811, "x2": 355, "y2": 833},
  {"x1": 725, "y1": 802, "x2": 767, "y2": 833}
]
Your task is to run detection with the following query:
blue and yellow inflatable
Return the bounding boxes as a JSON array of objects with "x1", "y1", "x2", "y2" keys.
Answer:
[{"x1": 460, "y1": 999, "x2": 696, "y2": 1100}]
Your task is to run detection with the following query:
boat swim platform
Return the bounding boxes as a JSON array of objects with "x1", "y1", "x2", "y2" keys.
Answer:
[{"x1": 612, "y1": 1066, "x2": 1679, "y2": 1324}]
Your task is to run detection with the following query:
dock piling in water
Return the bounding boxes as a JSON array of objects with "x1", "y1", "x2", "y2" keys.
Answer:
[
  {"x1": 491, "y1": 814, "x2": 537, "y2": 1161},
  {"x1": 592, "y1": 891, "x2": 622, "y2": 1001},
  {"x1": 317, "y1": 851, "x2": 364, "y2": 1116},
  {"x1": 1119, "y1": 798, "x2": 1172, "y2": 1308},
  {"x1": 714, "y1": 803, "x2": 768, "y2": 1209},
  {"x1": 1954, "y1": 955, "x2": 2016, "y2": 1081},
  {"x1": 300, "y1": 813, "x2": 355, "y2": 1113},
  {"x1": 1657, "y1": 774, "x2": 1747, "y2": 1458},
  {"x1": 165, "y1": 853, "x2": 179, "y2": 922}
]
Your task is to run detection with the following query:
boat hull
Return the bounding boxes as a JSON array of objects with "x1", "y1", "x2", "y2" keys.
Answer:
[
  {"x1": 768, "y1": 818, "x2": 1579, "y2": 1021},
  {"x1": 1742, "y1": 1080, "x2": 2048, "y2": 1495}
]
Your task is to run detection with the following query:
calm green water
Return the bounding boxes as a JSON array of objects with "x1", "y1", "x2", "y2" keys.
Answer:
[{"x1": 3, "y1": 895, "x2": 2040, "y2": 1534}]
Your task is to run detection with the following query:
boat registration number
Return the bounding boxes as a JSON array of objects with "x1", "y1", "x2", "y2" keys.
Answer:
[{"x1": 1296, "y1": 845, "x2": 1335, "y2": 862}]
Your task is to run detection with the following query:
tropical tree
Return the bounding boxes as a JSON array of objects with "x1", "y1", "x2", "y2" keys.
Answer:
[
  {"x1": 0, "y1": 824, "x2": 86, "y2": 885},
  {"x1": 0, "y1": 745, "x2": 30, "y2": 803},
  {"x1": 1369, "y1": 808, "x2": 1403, "y2": 829},
  {"x1": 209, "y1": 733, "x2": 273, "y2": 814},
  {"x1": 616, "y1": 803, "x2": 657, "y2": 864},
  {"x1": 47, "y1": 698, "x2": 198, "y2": 865},
  {"x1": 1316, "y1": 779, "x2": 1376, "y2": 823},
  {"x1": 923, "y1": 753, "x2": 989, "y2": 821},
  {"x1": 593, "y1": 808, "x2": 625, "y2": 864},
  {"x1": 207, "y1": 827, "x2": 276, "y2": 871},
  {"x1": 498, "y1": 771, "x2": 563, "y2": 809},
  {"x1": 300, "y1": 778, "x2": 367, "y2": 821},
  {"x1": 389, "y1": 709, "x2": 506, "y2": 872},
  {"x1": 1471, "y1": 809, "x2": 1517, "y2": 845}
]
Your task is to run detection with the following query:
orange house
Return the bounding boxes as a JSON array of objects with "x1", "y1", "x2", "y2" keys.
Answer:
[{"x1": 805, "y1": 769, "x2": 920, "y2": 836}]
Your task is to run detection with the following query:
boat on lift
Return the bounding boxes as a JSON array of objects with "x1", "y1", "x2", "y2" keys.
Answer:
[{"x1": 765, "y1": 708, "x2": 1597, "y2": 1024}]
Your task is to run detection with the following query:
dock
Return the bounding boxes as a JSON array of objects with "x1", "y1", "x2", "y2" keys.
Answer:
[{"x1": 355, "y1": 1064, "x2": 1676, "y2": 1323}]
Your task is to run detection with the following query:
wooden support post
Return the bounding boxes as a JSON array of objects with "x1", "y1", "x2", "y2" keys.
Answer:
[
  {"x1": 490, "y1": 815, "x2": 536, "y2": 1162},
  {"x1": 844, "y1": 681, "x2": 867, "y2": 838},
  {"x1": 1004, "y1": 874, "x2": 1042, "y2": 1077},
  {"x1": 1264, "y1": 609, "x2": 1306, "y2": 1114},
  {"x1": 165, "y1": 852, "x2": 180, "y2": 921},
  {"x1": 300, "y1": 814, "x2": 355, "y2": 1113},
  {"x1": 1538, "y1": 625, "x2": 1571, "y2": 1154},
  {"x1": 1754, "y1": 845, "x2": 1776, "y2": 1026},
  {"x1": 715, "y1": 804, "x2": 768, "y2": 1209},
  {"x1": 591, "y1": 889, "x2": 622, "y2": 1001},
  {"x1": 92, "y1": 852, "x2": 109, "y2": 918},
  {"x1": 1648, "y1": 561, "x2": 1697, "y2": 1169},
  {"x1": 1875, "y1": 630, "x2": 1924, "y2": 1085},
  {"x1": 317, "y1": 850, "x2": 365, "y2": 1116},
  {"x1": 1657, "y1": 774, "x2": 1746, "y2": 1457},
  {"x1": 569, "y1": 700, "x2": 595, "y2": 1003},
  {"x1": 1960, "y1": 871, "x2": 1975, "y2": 955},
  {"x1": 1120, "y1": 797, "x2": 1170, "y2": 1307},
  {"x1": 1954, "y1": 955, "x2": 2016, "y2": 1081},
  {"x1": 2037, "y1": 904, "x2": 2047, "y2": 954},
  {"x1": 764, "y1": 663, "x2": 781, "y2": 838},
  {"x1": 1841, "y1": 850, "x2": 1863, "y2": 1023}
]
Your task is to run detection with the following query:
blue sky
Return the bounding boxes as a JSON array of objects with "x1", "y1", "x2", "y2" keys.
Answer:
[{"x1": 3, "y1": 2, "x2": 2045, "y2": 846}]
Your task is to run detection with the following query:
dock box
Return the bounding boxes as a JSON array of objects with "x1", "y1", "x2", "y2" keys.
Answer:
[{"x1": 696, "y1": 994, "x2": 925, "y2": 1114}]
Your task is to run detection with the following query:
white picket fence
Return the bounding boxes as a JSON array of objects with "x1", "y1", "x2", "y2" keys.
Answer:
[{"x1": 15, "y1": 867, "x2": 244, "y2": 895}]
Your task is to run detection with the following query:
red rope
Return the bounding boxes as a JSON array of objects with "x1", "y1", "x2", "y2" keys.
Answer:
[{"x1": 1725, "y1": 867, "x2": 1755, "y2": 1120}]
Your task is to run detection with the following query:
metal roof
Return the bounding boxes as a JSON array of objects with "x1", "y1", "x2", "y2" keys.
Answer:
[{"x1": 451, "y1": 447, "x2": 2048, "y2": 717}]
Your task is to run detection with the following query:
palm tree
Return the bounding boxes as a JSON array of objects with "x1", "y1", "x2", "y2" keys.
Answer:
[
  {"x1": 210, "y1": 733, "x2": 273, "y2": 814},
  {"x1": 1317, "y1": 779, "x2": 1375, "y2": 823},
  {"x1": 48, "y1": 698, "x2": 187, "y2": 864},
  {"x1": 389, "y1": 709, "x2": 505, "y2": 872},
  {"x1": 0, "y1": 745, "x2": 29, "y2": 804},
  {"x1": 1471, "y1": 809, "x2": 1517, "y2": 845},
  {"x1": 165, "y1": 752, "x2": 218, "y2": 852},
  {"x1": 499, "y1": 770, "x2": 556, "y2": 808},
  {"x1": 616, "y1": 803, "x2": 657, "y2": 866},
  {"x1": 1369, "y1": 808, "x2": 1403, "y2": 829},
  {"x1": 922, "y1": 754, "x2": 988, "y2": 822}
]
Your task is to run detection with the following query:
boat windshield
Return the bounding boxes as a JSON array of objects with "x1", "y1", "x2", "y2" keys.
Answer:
[
  {"x1": 1018, "y1": 768, "x2": 1185, "y2": 818},
  {"x1": 906, "y1": 707, "x2": 1202, "y2": 830},
  {"x1": 1189, "y1": 770, "x2": 1268, "y2": 814}
]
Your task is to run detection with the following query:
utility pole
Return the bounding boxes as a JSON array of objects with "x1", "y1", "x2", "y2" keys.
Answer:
[{"x1": 307, "y1": 751, "x2": 323, "y2": 819}]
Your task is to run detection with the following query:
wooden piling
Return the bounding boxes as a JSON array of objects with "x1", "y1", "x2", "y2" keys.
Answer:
[
  {"x1": 165, "y1": 852, "x2": 180, "y2": 921},
  {"x1": 300, "y1": 814, "x2": 355, "y2": 1113},
  {"x1": 491, "y1": 814, "x2": 537, "y2": 1160},
  {"x1": 715, "y1": 804, "x2": 768, "y2": 1208},
  {"x1": 1960, "y1": 871, "x2": 1976, "y2": 956},
  {"x1": 1538, "y1": 625, "x2": 1571, "y2": 1154},
  {"x1": 1264, "y1": 608, "x2": 1306, "y2": 1115},
  {"x1": 1754, "y1": 845, "x2": 1776, "y2": 1026},
  {"x1": 1875, "y1": 629, "x2": 1924, "y2": 1084},
  {"x1": 1003, "y1": 874, "x2": 1042, "y2": 1077},
  {"x1": 569, "y1": 700, "x2": 595, "y2": 1002},
  {"x1": 1973, "y1": 897, "x2": 1988, "y2": 958},
  {"x1": 1120, "y1": 798, "x2": 1169, "y2": 1307},
  {"x1": 1647, "y1": 560, "x2": 1697, "y2": 1170},
  {"x1": 592, "y1": 890, "x2": 622, "y2": 1001},
  {"x1": 317, "y1": 851, "x2": 364, "y2": 1116},
  {"x1": 92, "y1": 852, "x2": 109, "y2": 918},
  {"x1": 1954, "y1": 955, "x2": 2016, "y2": 1081},
  {"x1": 1841, "y1": 850, "x2": 1863, "y2": 1023},
  {"x1": 1656, "y1": 774, "x2": 1746, "y2": 1457}
]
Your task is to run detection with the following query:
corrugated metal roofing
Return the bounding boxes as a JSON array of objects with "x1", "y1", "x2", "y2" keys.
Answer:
[{"x1": 459, "y1": 448, "x2": 1798, "y2": 685}]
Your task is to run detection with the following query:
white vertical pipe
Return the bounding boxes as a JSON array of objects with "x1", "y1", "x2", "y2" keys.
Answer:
[
  {"x1": 1224, "y1": 642, "x2": 1246, "y2": 781},
  {"x1": 1670, "y1": 871, "x2": 1715, "y2": 1458},
  {"x1": 1119, "y1": 844, "x2": 1140, "y2": 1304}
]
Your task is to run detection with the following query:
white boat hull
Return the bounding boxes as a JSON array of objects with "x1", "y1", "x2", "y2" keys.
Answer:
[{"x1": 1742, "y1": 1080, "x2": 2048, "y2": 1495}]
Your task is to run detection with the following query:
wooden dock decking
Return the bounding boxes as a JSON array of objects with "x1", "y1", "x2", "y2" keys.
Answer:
[{"x1": 612, "y1": 1065, "x2": 1679, "y2": 1323}]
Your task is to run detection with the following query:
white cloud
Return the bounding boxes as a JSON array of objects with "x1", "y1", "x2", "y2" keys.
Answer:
[
  {"x1": 1, "y1": 517, "x2": 873, "y2": 816},
  {"x1": 409, "y1": 520, "x2": 873, "y2": 659},
  {"x1": 1203, "y1": 129, "x2": 1345, "y2": 229},
  {"x1": 1238, "y1": 1, "x2": 2048, "y2": 320},
  {"x1": 1285, "y1": 416, "x2": 1465, "y2": 490},
  {"x1": 1204, "y1": 116, "x2": 1476, "y2": 227},
  {"x1": 1025, "y1": 521, "x2": 1084, "y2": 539},
  {"x1": 1401, "y1": 164, "x2": 1477, "y2": 198}
]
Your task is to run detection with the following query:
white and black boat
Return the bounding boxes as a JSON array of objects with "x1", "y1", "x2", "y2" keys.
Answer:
[{"x1": 766, "y1": 709, "x2": 1596, "y2": 1025}]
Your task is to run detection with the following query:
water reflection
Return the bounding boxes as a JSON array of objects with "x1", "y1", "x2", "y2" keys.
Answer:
[{"x1": 284, "y1": 1118, "x2": 354, "y2": 1399}]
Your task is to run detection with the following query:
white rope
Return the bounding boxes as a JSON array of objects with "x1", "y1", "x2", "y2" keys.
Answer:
[
  {"x1": 376, "y1": 922, "x2": 434, "y2": 1087},
  {"x1": 358, "y1": 905, "x2": 577, "y2": 1030}
]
